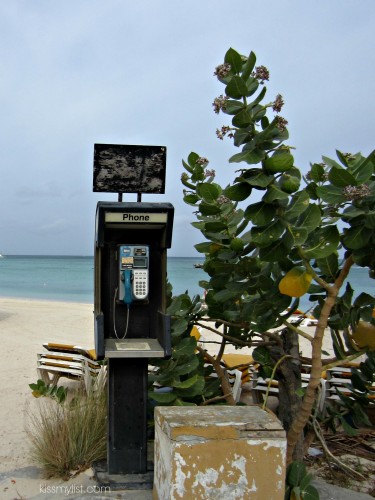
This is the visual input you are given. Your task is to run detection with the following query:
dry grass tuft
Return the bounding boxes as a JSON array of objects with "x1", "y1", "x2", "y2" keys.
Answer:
[{"x1": 26, "y1": 388, "x2": 106, "y2": 479}]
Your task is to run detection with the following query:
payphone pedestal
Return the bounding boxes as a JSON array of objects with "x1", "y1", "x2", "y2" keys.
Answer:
[
  {"x1": 95, "y1": 343, "x2": 166, "y2": 490},
  {"x1": 95, "y1": 358, "x2": 152, "y2": 490},
  {"x1": 94, "y1": 202, "x2": 174, "y2": 490}
]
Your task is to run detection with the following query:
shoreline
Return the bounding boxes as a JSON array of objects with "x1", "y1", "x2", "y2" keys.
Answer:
[{"x1": 0, "y1": 295, "x2": 94, "y2": 306}]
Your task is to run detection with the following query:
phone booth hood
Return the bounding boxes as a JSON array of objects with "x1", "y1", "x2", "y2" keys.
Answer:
[{"x1": 94, "y1": 201, "x2": 174, "y2": 360}]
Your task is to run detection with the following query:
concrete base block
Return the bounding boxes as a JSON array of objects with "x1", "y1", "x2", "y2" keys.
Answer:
[{"x1": 153, "y1": 405, "x2": 286, "y2": 500}]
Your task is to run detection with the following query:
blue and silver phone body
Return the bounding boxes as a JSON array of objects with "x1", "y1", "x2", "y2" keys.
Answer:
[{"x1": 118, "y1": 245, "x2": 149, "y2": 303}]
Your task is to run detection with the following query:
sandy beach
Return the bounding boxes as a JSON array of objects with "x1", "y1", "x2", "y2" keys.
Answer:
[
  {"x1": 0, "y1": 297, "x2": 337, "y2": 498},
  {"x1": 0, "y1": 298, "x2": 99, "y2": 499}
]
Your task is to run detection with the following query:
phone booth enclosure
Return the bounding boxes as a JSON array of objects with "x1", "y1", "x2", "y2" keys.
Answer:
[
  {"x1": 94, "y1": 201, "x2": 174, "y2": 475},
  {"x1": 94, "y1": 201, "x2": 174, "y2": 360}
]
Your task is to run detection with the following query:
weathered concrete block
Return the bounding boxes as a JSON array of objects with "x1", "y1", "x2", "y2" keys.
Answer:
[{"x1": 153, "y1": 405, "x2": 286, "y2": 500}]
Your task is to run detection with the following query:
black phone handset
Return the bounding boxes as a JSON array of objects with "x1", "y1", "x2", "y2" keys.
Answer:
[{"x1": 114, "y1": 245, "x2": 149, "y2": 339}]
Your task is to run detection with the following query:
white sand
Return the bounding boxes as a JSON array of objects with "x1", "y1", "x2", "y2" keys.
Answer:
[
  {"x1": 0, "y1": 297, "x2": 339, "y2": 498},
  {"x1": 0, "y1": 298, "x2": 97, "y2": 499},
  {"x1": 197, "y1": 320, "x2": 336, "y2": 359}
]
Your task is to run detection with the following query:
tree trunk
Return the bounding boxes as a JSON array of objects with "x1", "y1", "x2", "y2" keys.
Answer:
[{"x1": 270, "y1": 328, "x2": 305, "y2": 461}]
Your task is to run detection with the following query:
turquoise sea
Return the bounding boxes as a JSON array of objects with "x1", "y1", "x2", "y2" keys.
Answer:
[
  {"x1": 0, "y1": 255, "x2": 206, "y2": 303},
  {"x1": 0, "y1": 255, "x2": 373, "y2": 311}
]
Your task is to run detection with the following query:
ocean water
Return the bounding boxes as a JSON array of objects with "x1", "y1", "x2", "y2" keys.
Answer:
[
  {"x1": 0, "y1": 255, "x2": 373, "y2": 308},
  {"x1": 0, "y1": 255, "x2": 206, "y2": 303}
]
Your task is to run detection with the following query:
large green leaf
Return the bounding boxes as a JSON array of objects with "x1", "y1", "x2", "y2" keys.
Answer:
[
  {"x1": 183, "y1": 194, "x2": 199, "y2": 205},
  {"x1": 303, "y1": 226, "x2": 340, "y2": 258},
  {"x1": 187, "y1": 152, "x2": 200, "y2": 167},
  {"x1": 226, "y1": 280, "x2": 251, "y2": 293},
  {"x1": 210, "y1": 273, "x2": 231, "y2": 290},
  {"x1": 262, "y1": 184, "x2": 290, "y2": 202},
  {"x1": 225, "y1": 75, "x2": 249, "y2": 99},
  {"x1": 286, "y1": 461, "x2": 307, "y2": 487},
  {"x1": 199, "y1": 203, "x2": 221, "y2": 216},
  {"x1": 173, "y1": 374, "x2": 201, "y2": 389},
  {"x1": 341, "y1": 205, "x2": 366, "y2": 221},
  {"x1": 191, "y1": 165, "x2": 205, "y2": 183},
  {"x1": 241, "y1": 51, "x2": 256, "y2": 80},
  {"x1": 232, "y1": 107, "x2": 254, "y2": 128},
  {"x1": 196, "y1": 182, "x2": 220, "y2": 203},
  {"x1": 227, "y1": 207, "x2": 245, "y2": 225},
  {"x1": 224, "y1": 47, "x2": 243, "y2": 73},
  {"x1": 342, "y1": 224, "x2": 372, "y2": 249},
  {"x1": 195, "y1": 241, "x2": 212, "y2": 254},
  {"x1": 239, "y1": 169, "x2": 273, "y2": 187},
  {"x1": 249, "y1": 85, "x2": 267, "y2": 109},
  {"x1": 224, "y1": 182, "x2": 252, "y2": 201},
  {"x1": 167, "y1": 294, "x2": 192, "y2": 315},
  {"x1": 308, "y1": 163, "x2": 326, "y2": 182},
  {"x1": 316, "y1": 185, "x2": 347, "y2": 204},
  {"x1": 301, "y1": 485, "x2": 320, "y2": 500},
  {"x1": 246, "y1": 78, "x2": 259, "y2": 96},
  {"x1": 296, "y1": 203, "x2": 321, "y2": 232},
  {"x1": 204, "y1": 221, "x2": 228, "y2": 232},
  {"x1": 229, "y1": 150, "x2": 265, "y2": 164},
  {"x1": 364, "y1": 213, "x2": 375, "y2": 228},
  {"x1": 259, "y1": 240, "x2": 288, "y2": 262},
  {"x1": 174, "y1": 356, "x2": 200, "y2": 376},
  {"x1": 171, "y1": 318, "x2": 189, "y2": 336},
  {"x1": 364, "y1": 211, "x2": 375, "y2": 229},
  {"x1": 285, "y1": 190, "x2": 310, "y2": 219},
  {"x1": 233, "y1": 129, "x2": 252, "y2": 147},
  {"x1": 322, "y1": 155, "x2": 342, "y2": 169},
  {"x1": 349, "y1": 151, "x2": 375, "y2": 183},
  {"x1": 328, "y1": 166, "x2": 356, "y2": 187},
  {"x1": 182, "y1": 159, "x2": 194, "y2": 174},
  {"x1": 173, "y1": 337, "x2": 197, "y2": 358},
  {"x1": 148, "y1": 391, "x2": 177, "y2": 404},
  {"x1": 316, "y1": 253, "x2": 339, "y2": 279},
  {"x1": 174, "y1": 375, "x2": 205, "y2": 397},
  {"x1": 250, "y1": 220, "x2": 285, "y2": 247},
  {"x1": 283, "y1": 226, "x2": 309, "y2": 247},
  {"x1": 223, "y1": 99, "x2": 245, "y2": 115},
  {"x1": 213, "y1": 289, "x2": 240, "y2": 302},
  {"x1": 244, "y1": 202, "x2": 276, "y2": 225}
]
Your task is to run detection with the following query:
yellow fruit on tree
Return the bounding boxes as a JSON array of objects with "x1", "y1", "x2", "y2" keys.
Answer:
[
  {"x1": 279, "y1": 266, "x2": 313, "y2": 298},
  {"x1": 209, "y1": 243, "x2": 222, "y2": 255},
  {"x1": 351, "y1": 321, "x2": 375, "y2": 350}
]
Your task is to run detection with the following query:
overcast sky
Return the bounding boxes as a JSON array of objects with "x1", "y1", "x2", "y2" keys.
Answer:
[{"x1": 1, "y1": 0, "x2": 374, "y2": 257}]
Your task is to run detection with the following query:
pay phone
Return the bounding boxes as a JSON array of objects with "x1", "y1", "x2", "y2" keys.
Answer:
[
  {"x1": 114, "y1": 245, "x2": 149, "y2": 339},
  {"x1": 118, "y1": 245, "x2": 149, "y2": 303}
]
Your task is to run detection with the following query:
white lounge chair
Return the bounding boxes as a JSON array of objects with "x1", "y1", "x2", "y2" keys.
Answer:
[{"x1": 37, "y1": 343, "x2": 106, "y2": 393}]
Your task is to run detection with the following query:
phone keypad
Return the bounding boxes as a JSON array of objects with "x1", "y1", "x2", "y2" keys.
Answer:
[{"x1": 133, "y1": 270, "x2": 148, "y2": 299}]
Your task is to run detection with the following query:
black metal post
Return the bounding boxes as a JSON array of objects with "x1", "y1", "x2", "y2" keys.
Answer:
[{"x1": 107, "y1": 358, "x2": 148, "y2": 474}]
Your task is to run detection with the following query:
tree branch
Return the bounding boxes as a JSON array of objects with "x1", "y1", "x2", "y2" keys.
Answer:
[
  {"x1": 286, "y1": 254, "x2": 354, "y2": 464},
  {"x1": 197, "y1": 345, "x2": 236, "y2": 405}
]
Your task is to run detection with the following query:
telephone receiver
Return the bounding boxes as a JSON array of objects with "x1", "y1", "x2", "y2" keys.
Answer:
[{"x1": 119, "y1": 245, "x2": 149, "y2": 304}]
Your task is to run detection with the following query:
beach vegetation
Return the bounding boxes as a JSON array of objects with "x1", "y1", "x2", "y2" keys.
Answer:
[
  {"x1": 26, "y1": 387, "x2": 106, "y2": 479},
  {"x1": 149, "y1": 47, "x2": 375, "y2": 471},
  {"x1": 284, "y1": 460, "x2": 319, "y2": 500},
  {"x1": 29, "y1": 379, "x2": 68, "y2": 405}
]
